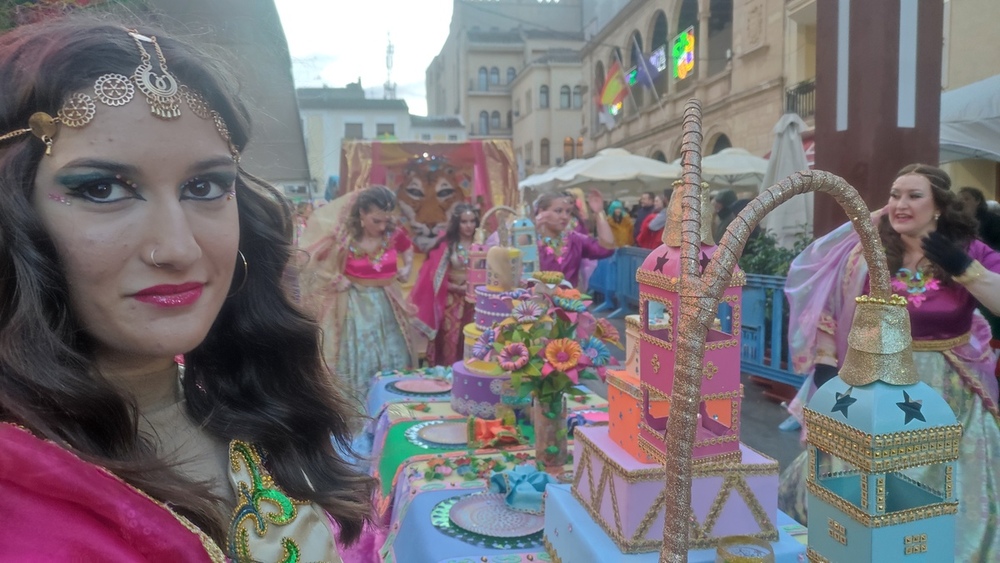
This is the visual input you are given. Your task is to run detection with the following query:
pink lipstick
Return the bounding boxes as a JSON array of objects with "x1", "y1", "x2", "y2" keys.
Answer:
[{"x1": 133, "y1": 282, "x2": 204, "y2": 308}]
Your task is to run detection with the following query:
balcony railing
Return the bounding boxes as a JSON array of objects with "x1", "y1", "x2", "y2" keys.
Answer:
[{"x1": 785, "y1": 78, "x2": 816, "y2": 118}]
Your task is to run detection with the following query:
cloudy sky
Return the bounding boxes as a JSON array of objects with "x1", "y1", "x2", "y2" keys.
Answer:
[{"x1": 273, "y1": 0, "x2": 454, "y2": 116}]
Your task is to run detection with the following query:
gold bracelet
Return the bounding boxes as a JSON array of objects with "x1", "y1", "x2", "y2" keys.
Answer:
[{"x1": 954, "y1": 260, "x2": 987, "y2": 285}]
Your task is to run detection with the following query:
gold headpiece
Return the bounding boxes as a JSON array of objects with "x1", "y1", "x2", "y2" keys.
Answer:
[{"x1": 0, "y1": 29, "x2": 239, "y2": 161}]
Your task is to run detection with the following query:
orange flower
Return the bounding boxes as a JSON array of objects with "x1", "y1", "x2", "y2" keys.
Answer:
[
  {"x1": 555, "y1": 287, "x2": 582, "y2": 300},
  {"x1": 543, "y1": 338, "x2": 583, "y2": 372}
]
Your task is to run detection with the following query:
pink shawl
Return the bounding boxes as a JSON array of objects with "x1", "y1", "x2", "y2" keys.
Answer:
[
  {"x1": 0, "y1": 423, "x2": 224, "y2": 562},
  {"x1": 410, "y1": 238, "x2": 451, "y2": 340}
]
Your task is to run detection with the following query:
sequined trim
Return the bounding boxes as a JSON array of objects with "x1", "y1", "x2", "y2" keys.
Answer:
[
  {"x1": 806, "y1": 479, "x2": 958, "y2": 527},
  {"x1": 803, "y1": 409, "x2": 962, "y2": 473},
  {"x1": 572, "y1": 430, "x2": 778, "y2": 551},
  {"x1": 228, "y1": 440, "x2": 303, "y2": 563},
  {"x1": 636, "y1": 267, "x2": 746, "y2": 291},
  {"x1": 911, "y1": 332, "x2": 970, "y2": 352}
]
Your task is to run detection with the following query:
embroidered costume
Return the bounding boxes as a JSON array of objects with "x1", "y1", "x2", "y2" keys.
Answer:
[
  {"x1": 298, "y1": 189, "x2": 419, "y2": 404},
  {"x1": 778, "y1": 220, "x2": 1000, "y2": 561},
  {"x1": 411, "y1": 238, "x2": 475, "y2": 366}
]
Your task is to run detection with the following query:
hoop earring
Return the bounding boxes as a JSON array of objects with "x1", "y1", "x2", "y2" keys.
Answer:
[
  {"x1": 228, "y1": 250, "x2": 248, "y2": 297},
  {"x1": 151, "y1": 248, "x2": 162, "y2": 268}
]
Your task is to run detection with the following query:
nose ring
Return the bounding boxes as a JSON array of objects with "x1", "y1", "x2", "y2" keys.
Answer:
[{"x1": 151, "y1": 248, "x2": 162, "y2": 268}]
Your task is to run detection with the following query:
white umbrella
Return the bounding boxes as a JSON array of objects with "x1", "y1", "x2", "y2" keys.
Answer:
[
  {"x1": 675, "y1": 147, "x2": 769, "y2": 189},
  {"x1": 524, "y1": 148, "x2": 682, "y2": 199},
  {"x1": 759, "y1": 114, "x2": 812, "y2": 249}
]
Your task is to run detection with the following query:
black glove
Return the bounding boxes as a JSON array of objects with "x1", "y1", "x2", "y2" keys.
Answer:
[
  {"x1": 814, "y1": 364, "x2": 839, "y2": 387},
  {"x1": 921, "y1": 231, "x2": 973, "y2": 276}
]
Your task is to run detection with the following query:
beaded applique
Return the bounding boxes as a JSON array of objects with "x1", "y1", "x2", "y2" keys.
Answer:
[
  {"x1": 891, "y1": 267, "x2": 939, "y2": 307},
  {"x1": 228, "y1": 441, "x2": 301, "y2": 563},
  {"x1": 540, "y1": 230, "x2": 569, "y2": 264},
  {"x1": 348, "y1": 235, "x2": 390, "y2": 271}
]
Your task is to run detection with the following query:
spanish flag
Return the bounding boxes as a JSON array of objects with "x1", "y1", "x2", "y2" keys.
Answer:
[{"x1": 599, "y1": 61, "x2": 628, "y2": 106}]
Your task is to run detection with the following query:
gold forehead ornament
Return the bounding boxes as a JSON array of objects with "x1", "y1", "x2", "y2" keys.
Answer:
[{"x1": 0, "y1": 29, "x2": 239, "y2": 161}]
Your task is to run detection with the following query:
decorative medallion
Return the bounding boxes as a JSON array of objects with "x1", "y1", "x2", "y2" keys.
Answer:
[
  {"x1": 94, "y1": 74, "x2": 135, "y2": 107},
  {"x1": 57, "y1": 93, "x2": 97, "y2": 128},
  {"x1": 651, "y1": 354, "x2": 660, "y2": 374}
]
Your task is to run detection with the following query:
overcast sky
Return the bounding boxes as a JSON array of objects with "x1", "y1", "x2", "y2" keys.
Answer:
[{"x1": 273, "y1": 0, "x2": 454, "y2": 116}]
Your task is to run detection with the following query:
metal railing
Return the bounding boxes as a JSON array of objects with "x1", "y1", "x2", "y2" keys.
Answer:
[{"x1": 785, "y1": 78, "x2": 816, "y2": 118}]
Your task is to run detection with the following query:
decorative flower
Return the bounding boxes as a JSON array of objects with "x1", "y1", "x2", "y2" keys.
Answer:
[
  {"x1": 533, "y1": 271, "x2": 564, "y2": 285},
  {"x1": 552, "y1": 295, "x2": 587, "y2": 313},
  {"x1": 498, "y1": 342, "x2": 531, "y2": 371},
  {"x1": 581, "y1": 336, "x2": 611, "y2": 367},
  {"x1": 512, "y1": 300, "x2": 544, "y2": 323},
  {"x1": 555, "y1": 287, "x2": 582, "y2": 300},
  {"x1": 472, "y1": 328, "x2": 496, "y2": 360},
  {"x1": 543, "y1": 338, "x2": 583, "y2": 373},
  {"x1": 594, "y1": 318, "x2": 621, "y2": 344}
]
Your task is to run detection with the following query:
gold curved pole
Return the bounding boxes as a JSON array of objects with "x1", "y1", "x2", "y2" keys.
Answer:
[
  {"x1": 659, "y1": 102, "x2": 888, "y2": 562},
  {"x1": 479, "y1": 204, "x2": 517, "y2": 247}
]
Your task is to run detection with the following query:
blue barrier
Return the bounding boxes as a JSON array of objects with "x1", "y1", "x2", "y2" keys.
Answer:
[
  {"x1": 740, "y1": 274, "x2": 801, "y2": 388},
  {"x1": 589, "y1": 254, "x2": 618, "y2": 313},
  {"x1": 608, "y1": 246, "x2": 650, "y2": 318}
]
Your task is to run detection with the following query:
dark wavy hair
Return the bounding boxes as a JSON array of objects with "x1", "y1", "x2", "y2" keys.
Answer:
[
  {"x1": 438, "y1": 202, "x2": 478, "y2": 252},
  {"x1": 0, "y1": 18, "x2": 374, "y2": 545},
  {"x1": 878, "y1": 163, "x2": 978, "y2": 283},
  {"x1": 348, "y1": 184, "x2": 398, "y2": 240}
]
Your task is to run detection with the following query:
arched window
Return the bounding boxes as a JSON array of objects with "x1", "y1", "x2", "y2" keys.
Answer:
[
  {"x1": 572, "y1": 86, "x2": 583, "y2": 108},
  {"x1": 489, "y1": 67, "x2": 500, "y2": 85},
  {"x1": 711, "y1": 134, "x2": 732, "y2": 154},
  {"x1": 677, "y1": 0, "x2": 698, "y2": 86},
  {"x1": 629, "y1": 31, "x2": 645, "y2": 110},
  {"x1": 563, "y1": 137, "x2": 573, "y2": 161},
  {"x1": 576, "y1": 137, "x2": 584, "y2": 159},
  {"x1": 539, "y1": 85, "x2": 549, "y2": 109},
  {"x1": 491, "y1": 111, "x2": 501, "y2": 129},
  {"x1": 478, "y1": 67, "x2": 488, "y2": 90},
  {"x1": 652, "y1": 150, "x2": 667, "y2": 162},
  {"x1": 506, "y1": 67, "x2": 516, "y2": 84},
  {"x1": 708, "y1": 0, "x2": 734, "y2": 76},
  {"x1": 507, "y1": 110, "x2": 513, "y2": 128},
  {"x1": 651, "y1": 11, "x2": 669, "y2": 94},
  {"x1": 526, "y1": 90, "x2": 532, "y2": 111},
  {"x1": 559, "y1": 86, "x2": 571, "y2": 108},
  {"x1": 594, "y1": 61, "x2": 607, "y2": 130},
  {"x1": 515, "y1": 100, "x2": 521, "y2": 115},
  {"x1": 479, "y1": 111, "x2": 489, "y2": 135},
  {"x1": 540, "y1": 139, "x2": 550, "y2": 166}
]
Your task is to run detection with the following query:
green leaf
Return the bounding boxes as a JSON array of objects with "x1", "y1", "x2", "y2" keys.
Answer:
[{"x1": 546, "y1": 446, "x2": 559, "y2": 454}]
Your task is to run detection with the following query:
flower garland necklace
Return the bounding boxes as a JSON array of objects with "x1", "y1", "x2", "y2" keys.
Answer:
[
  {"x1": 891, "y1": 259, "x2": 939, "y2": 307},
  {"x1": 453, "y1": 242, "x2": 471, "y2": 268},
  {"x1": 539, "y1": 229, "x2": 569, "y2": 264},
  {"x1": 349, "y1": 234, "x2": 390, "y2": 271}
]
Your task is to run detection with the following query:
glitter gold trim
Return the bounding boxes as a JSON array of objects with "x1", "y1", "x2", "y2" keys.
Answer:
[
  {"x1": 806, "y1": 480, "x2": 958, "y2": 527},
  {"x1": 608, "y1": 373, "x2": 642, "y2": 398},
  {"x1": 806, "y1": 547, "x2": 832, "y2": 562},
  {"x1": 804, "y1": 409, "x2": 962, "y2": 472},
  {"x1": 639, "y1": 329, "x2": 673, "y2": 350},
  {"x1": 542, "y1": 535, "x2": 563, "y2": 562},
  {"x1": 911, "y1": 332, "x2": 970, "y2": 351},
  {"x1": 636, "y1": 267, "x2": 746, "y2": 291},
  {"x1": 572, "y1": 432, "x2": 778, "y2": 552},
  {"x1": 839, "y1": 300, "x2": 918, "y2": 386}
]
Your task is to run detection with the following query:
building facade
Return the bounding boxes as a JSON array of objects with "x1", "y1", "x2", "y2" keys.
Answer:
[
  {"x1": 427, "y1": 0, "x2": 588, "y2": 177},
  {"x1": 583, "y1": 0, "x2": 784, "y2": 164}
]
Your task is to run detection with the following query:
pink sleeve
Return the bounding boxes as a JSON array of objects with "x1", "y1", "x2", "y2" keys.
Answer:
[
  {"x1": 970, "y1": 239, "x2": 1000, "y2": 273},
  {"x1": 573, "y1": 231, "x2": 614, "y2": 260},
  {"x1": 392, "y1": 230, "x2": 412, "y2": 252}
]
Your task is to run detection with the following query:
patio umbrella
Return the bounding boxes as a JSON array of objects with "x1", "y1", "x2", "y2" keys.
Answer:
[
  {"x1": 522, "y1": 148, "x2": 682, "y2": 199},
  {"x1": 676, "y1": 147, "x2": 768, "y2": 189},
  {"x1": 759, "y1": 114, "x2": 811, "y2": 248}
]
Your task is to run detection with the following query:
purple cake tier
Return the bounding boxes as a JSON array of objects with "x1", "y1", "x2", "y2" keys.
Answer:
[
  {"x1": 473, "y1": 287, "x2": 513, "y2": 330},
  {"x1": 450, "y1": 361, "x2": 511, "y2": 419}
]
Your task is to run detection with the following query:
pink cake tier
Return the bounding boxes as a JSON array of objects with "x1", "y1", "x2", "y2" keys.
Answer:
[
  {"x1": 571, "y1": 426, "x2": 779, "y2": 552},
  {"x1": 473, "y1": 286, "x2": 526, "y2": 330},
  {"x1": 450, "y1": 360, "x2": 511, "y2": 419}
]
